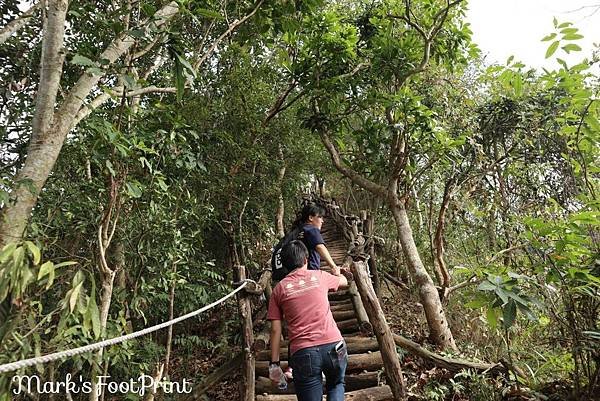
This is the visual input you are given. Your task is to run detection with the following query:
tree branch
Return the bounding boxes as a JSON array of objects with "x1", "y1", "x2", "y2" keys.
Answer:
[
  {"x1": 319, "y1": 130, "x2": 389, "y2": 198},
  {"x1": 53, "y1": 2, "x2": 180, "y2": 137},
  {"x1": 192, "y1": 0, "x2": 265, "y2": 71},
  {"x1": 73, "y1": 1, "x2": 264, "y2": 126},
  {"x1": 131, "y1": 33, "x2": 166, "y2": 60},
  {"x1": 0, "y1": 1, "x2": 42, "y2": 45}
]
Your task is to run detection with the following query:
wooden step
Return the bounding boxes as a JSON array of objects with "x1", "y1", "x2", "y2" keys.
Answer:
[
  {"x1": 255, "y1": 371, "x2": 381, "y2": 394},
  {"x1": 332, "y1": 309, "x2": 355, "y2": 321},
  {"x1": 255, "y1": 337, "x2": 380, "y2": 361},
  {"x1": 256, "y1": 351, "x2": 383, "y2": 376},
  {"x1": 256, "y1": 384, "x2": 393, "y2": 401}
]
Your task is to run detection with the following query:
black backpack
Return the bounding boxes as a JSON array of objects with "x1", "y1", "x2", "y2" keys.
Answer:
[{"x1": 271, "y1": 226, "x2": 304, "y2": 281}]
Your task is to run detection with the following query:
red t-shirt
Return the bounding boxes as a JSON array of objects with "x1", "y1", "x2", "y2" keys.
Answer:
[{"x1": 267, "y1": 269, "x2": 343, "y2": 356}]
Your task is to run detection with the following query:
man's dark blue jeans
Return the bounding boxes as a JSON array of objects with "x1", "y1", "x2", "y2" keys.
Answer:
[{"x1": 290, "y1": 340, "x2": 347, "y2": 401}]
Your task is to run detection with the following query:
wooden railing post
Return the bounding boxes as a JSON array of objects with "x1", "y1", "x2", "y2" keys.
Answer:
[
  {"x1": 237, "y1": 265, "x2": 255, "y2": 401},
  {"x1": 350, "y1": 260, "x2": 406, "y2": 400}
]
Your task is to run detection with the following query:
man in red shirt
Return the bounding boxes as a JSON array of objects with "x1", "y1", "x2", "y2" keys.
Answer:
[{"x1": 267, "y1": 240, "x2": 349, "y2": 400}]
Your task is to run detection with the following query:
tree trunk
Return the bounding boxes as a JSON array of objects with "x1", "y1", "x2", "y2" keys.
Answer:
[
  {"x1": 351, "y1": 261, "x2": 406, "y2": 400},
  {"x1": 391, "y1": 203, "x2": 457, "y2": 351},
  {"x1": 164, "y1": 263, "x2": 177, "y2": 378},
  {"x1": 0, "y1": 2, "x2": 179, "y2": 248},
  {"x1": 89, "y1": 269, "x2": 116, "y2": 401},
  {"x1": 0, "y1": 0, "x2": 68, "y2": 248},
  {"x1": 275, "y1": 145, "x2": 286, "y2": 238},
  {"x1": 433, "y1": 179, "x2": 454, "y2": 291}
]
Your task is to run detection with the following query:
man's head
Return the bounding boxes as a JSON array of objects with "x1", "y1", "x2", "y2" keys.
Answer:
[{"x1": 281, "y1": 240, "x2": 309, "y2": 271}]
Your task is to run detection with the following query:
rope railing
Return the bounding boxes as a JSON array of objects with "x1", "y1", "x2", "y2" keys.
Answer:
[{"x1": 0, "y1": 280, "x2": 254, "y2": 374}]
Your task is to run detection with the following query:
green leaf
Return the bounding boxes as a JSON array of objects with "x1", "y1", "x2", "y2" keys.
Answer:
[
  {"x1": 88, "y1": 297, "x2": 101, "y2": 339},
  {"x1": 495, "y1": 287, "x2": 510, "y2": 304},
  {"x1": 106, "y1": 160, "x2": 116, "y2": 177},
  {"x1": 557, "y1": 22, "x2": 572, "y2": 28},
  {"x1": 0, "y1": 243, "x2": 17, "y2": 263},
  {"x1": 37, "y1": 261, "x2": 54, "y2": 280},
  {"x1": 46, "y1": 266, "x2": 55, "y2": 290},
  {"x1": 582, "y1": 331, "x2": 600, "y2": 340},
  {"x1": 516, "y1": 303, "x2": 537, "y2": 322},
  {"x1": 141, "y1": 4, "x2": 157, "y2": 17},
  {"x1": 71, "y1": 54, "x2": 96, "y2": 67},
  {"x1": 503, "y1": 300, "x2": 517, "y2": 328},
  {"x1": 477, "y1": 280, "x2": 496, "y2": 291},
  {"x1": 513, "y1": 74, "x2": 523, "y2": 96},
  {"x1": 53, "y1": 261, "x2": 78, "y2": 269},
  {"x1": 122, "y1": 74, "x2": 137, "y2": 89},
  {"x1": 545, "y1": 41, "x2": 560, "y2": 59},
  {"x1": 20, "y1": 267, "x2": 34, "y2": 291},
  {"x1": 126, "y1": 181, "x2": 143, "y2": 198},
  {"x1": 174, "y1": 52, "x2": 196, "y2": 78},
  {"x1": 86, "y1": 67, "x2": 104, "y2": 76},
  {"x1": 69, "y1": 282, "x2": 84, "y2": 313},
  {"x1": 560, "y1": 27, "x2": 578, "y2": 34},
  {"x1": 129, "y1": 29, "x2": 145, "y2": 38},
  {"x1": 486, "y1": 307, "x2": 499, "y2": 329},
  {"x1": 541, "y1": 33, "x2": 557, "y2": 42},
  {"x1": 562, "y1": 43, "x2": 582, "y2": 53},
  {"x1": 87, "y1": 275, "x2": 101, "y2": 339},
  {"x1": 13, "y1": 246, "x2": 24, "y2": 269},
  {"x1": 563, "y1": 33, "x2": 584, "y2": 41},
  {"x1": 195, "y1": 8, "x2": 224, "y2": 19},
  {"x1": 174, "y1": 58, "x2": 185, "y2": 103},
  {"x1": 465, "y1": 297, "x2": 488, "y2": 308},
  {"x1": 584, "y1": 115, "x2": 600, "y2": 133}
]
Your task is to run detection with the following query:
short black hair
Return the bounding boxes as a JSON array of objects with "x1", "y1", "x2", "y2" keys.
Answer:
[
  {"x1": 301, "y1": 202, "x2": 325, "y2": 222},
  {"x1": 281, "y1": 240, "x2": 309, "y2": 270}
]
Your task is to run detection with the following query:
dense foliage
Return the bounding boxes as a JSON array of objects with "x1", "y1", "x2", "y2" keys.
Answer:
[{"x1": 0, "y1": 0, "x2": 598, "y2": 400}]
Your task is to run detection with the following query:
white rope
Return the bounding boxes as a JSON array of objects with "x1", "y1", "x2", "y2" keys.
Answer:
[{"x1": 0, "y1": 280, "x2": 251, "y2": 374}]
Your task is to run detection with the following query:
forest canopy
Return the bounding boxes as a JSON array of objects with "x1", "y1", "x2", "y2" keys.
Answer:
[{"x1": 0, "y1": 0, "x2": 598, "y2": 400}]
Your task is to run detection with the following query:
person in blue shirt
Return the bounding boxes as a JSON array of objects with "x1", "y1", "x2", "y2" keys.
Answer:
[{"x1": 292, "y1": 203, "x2": 341, "y2": 276}]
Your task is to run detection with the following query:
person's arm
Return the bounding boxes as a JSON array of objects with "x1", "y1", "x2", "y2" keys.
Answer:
[
  {"x1": 315, "y1": 244, "x2": 340, "y2": 276},
  {"x1": 337, "y1": 273, "x2": 348, "y2": 289},
  {"x1": 269, "y1": 319, "x2": 284, "y2": 384},
  {"x1": 270, "y1": 319, "x2": 282, "y2": 363}
]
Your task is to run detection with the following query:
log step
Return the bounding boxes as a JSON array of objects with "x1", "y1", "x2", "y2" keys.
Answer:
[
  {"x1": 256, "y1": 384, "x2": 393, "y2": 401},
  {"x1": 255, "y1": 337, "x2": 380, "y2": 360},
  {"x1": 255, "y1": 371, "x2": 381, "y2": 394},
  {"x1": 256, "y1": 351, "x2": 383, "y2": 376}
]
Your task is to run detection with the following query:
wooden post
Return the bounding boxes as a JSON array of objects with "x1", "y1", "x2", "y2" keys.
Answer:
[
  {"x1": 342, "y1": 253, "x2": 372, "y2": 335},
  {"x1": 237, "y1": 265, "x2": 255, "y2": 401},
  {"x1": 363, "y1": 212, "x2": 381, "y2": 299},
  {"x1": 350, "y1": 260, "x2": 406, "y2": 400},
  {"x1": 348, "y1": 281, "x2": 372, "y2": 334}
]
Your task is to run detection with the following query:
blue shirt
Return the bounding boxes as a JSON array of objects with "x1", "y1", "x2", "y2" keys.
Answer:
[{"x1": 302, "y1": 224, "x2": 325, "y2": 270}]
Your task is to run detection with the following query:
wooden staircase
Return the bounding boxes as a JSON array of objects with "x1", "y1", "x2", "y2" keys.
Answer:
[{"x1": 254, "y1": 200, "x2": 395, "y2": 401}]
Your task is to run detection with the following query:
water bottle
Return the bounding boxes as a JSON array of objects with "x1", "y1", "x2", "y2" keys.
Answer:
[
  {"x1": 277, "y1": 374, "x2": 288, "y2": 391},
  {"x1": 278, "y1": 367, "x2": 292, "y2": 390}
]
